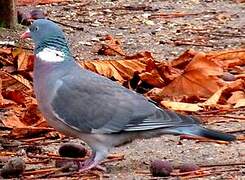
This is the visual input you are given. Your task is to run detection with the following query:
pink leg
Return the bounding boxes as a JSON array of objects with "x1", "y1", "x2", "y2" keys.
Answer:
[{"x1": 78, "y1": 148, "x2": 108, "y2": 172}]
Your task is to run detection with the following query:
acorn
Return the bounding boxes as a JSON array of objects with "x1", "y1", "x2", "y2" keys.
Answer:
[
  {"x1": 1, "y1": 157, "x2": 25, "y2": 178},
  {"x1": 58, "y1": 143, "x2": 87, "y2": 158},
  {"x1": 179, "y1": 163, "x2": 200, "y2": 172},
  {"x1": 150, "y1": 160, "x2": 173, "y2": 177}
]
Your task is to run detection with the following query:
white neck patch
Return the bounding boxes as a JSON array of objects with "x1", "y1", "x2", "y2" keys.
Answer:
[{"x1": 36, "y1": 47, "x2": 65, "y2": 62}]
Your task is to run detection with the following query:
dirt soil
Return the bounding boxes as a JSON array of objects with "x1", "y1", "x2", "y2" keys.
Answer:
[{"x1": 0, "y1": 0, "x2": 244, "y2": 179}]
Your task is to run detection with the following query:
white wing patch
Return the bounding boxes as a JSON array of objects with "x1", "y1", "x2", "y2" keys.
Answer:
[{"x1": 36, "y1": 47, "x2": 65, "y2": 62}]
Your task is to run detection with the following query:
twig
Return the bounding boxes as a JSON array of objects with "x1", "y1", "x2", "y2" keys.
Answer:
[
  {"x1": 173, "y1": 40, "x2": 214, "y2": 47},
  {"x1": 225, "y1": 129, "x2": 245, "y2": 134},
  {"x1": 27, "y1": 154, "x2": 87, "y2": 162},
  {"x1": 171, "y1": 169, "x2": 205, "y2": 176},
  {"x1": 211, "y1": 167, "x2": 240, "y2": 173},
  {"x1": 48, "y1": 18, "x2": 84, "y2": 31},
  {"x1": 0, "y1": 151, "x2": 16, "y2": 156},
  {"x1": 23, "y1": 167, "x2": 62, "y2": 176},
  {"x1": 149, "y1": 11, "x2": 218, "y2": 19},
  {"x1": 179, "y1": 172, "x2": 212, "y2": 180},
  {"x1": 101, "y1": 156, "x2": 124, "y2": 164},
  {"x1": 199, "y1": 162, "x2": 245, "y2": 168},
  {"x1": 21, "y1": 136, "x2": 47, "y2": 142},
  {"x1": 196, "y1": 114, "x2": 245, "y2": 120},
  {"x1": 179, "y1": 135, "x2": 230, "y2": 144},
  {"x1": 25, "y1": 159, "x2": 50, "y2": 164}
]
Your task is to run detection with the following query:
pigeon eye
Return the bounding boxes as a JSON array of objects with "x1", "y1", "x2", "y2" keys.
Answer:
[{"x1": 34, "y1": 26, "x2": 39, "y2": 31}]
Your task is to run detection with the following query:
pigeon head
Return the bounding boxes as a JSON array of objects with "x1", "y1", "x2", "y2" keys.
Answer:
[{"x1": 21, "y1": 19, "x2": 70, "y2": 55}]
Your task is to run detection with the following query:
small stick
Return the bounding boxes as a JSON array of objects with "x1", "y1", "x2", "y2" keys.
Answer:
[
  {"x1": 225, "y1": 129, "x2": 245, "y2": 133},
  {"x1": 179, "y1": 135, "x2": 230, "y2": 144},
  {"x1": 21, "y1": 136, "x2": 46, "y2": 142},
  {"x1": 27, "y1": 154, "x2": 87, "y2": 162},
  {"x1": 101, "y1": 157, "x2": 124, "y2": 164},
  {"x1": 171, "y1": 169, "x2": 205, "y2": 176},
  {"x1": 23, "y1": 167, "x2": 62, "y2": 176},
  {"x1": 199, "y1": 162, "x2": 245, "y2": 168},
  {"x1": 173, "y1": 41, "x2": 214, "y2": 47},
  {"x1": 180, "y1": 172, "x2": 212, "y2": 180},
  {"x1": 48, "y1": 18, "x2": 84, "y2": 31},
  {"x1": 197, "y1": 114, "x2": 245, "y2": 120},
  {"x1": 25, "y1": 159, "x2": 50, "y2": 164}
]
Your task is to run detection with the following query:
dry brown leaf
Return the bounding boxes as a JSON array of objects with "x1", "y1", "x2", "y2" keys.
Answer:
[
  {"x1": 21, "y1": 103, "x2": 43, "y2": 126},
  {"x1": 148, "y1": 69, "x2": 222, "y2": 101},
  {"x1": 1, "y1": 111, "x2": 26, "y2": 128},
  {"x1": 158, "y1": 63, "x2": 182, "y2": 83},
  {"x1": 8, "y1": 127, "x2": 53, "y2": 138},
  {"x1": 146, "y1": 52, "x2": 224, "y2": 101},
  {"x1": 0, "y1": 79, "x2": 3, "y2": 106},
  {"x1": 170, "y1": 49, "x2": 198, "y2": 68},
  {"x1": 185, "y1": 52, "x2": 223, "y2": 76},
  {"x1": 223, "y1": 79, "x2": 245, "y2": 93},
  {"x1": 98, "y1": 35, "x2": 125, "y2": 56},
  {"x1": 227, "y1": 91, "x2": 245, "y2": 104},
  {"x1": 3, "y1": 90, "x2": 26, "y2": 104},
  {"x1": 161, "y1": 101, "x2": 202, "y2": 112},
  {"x1": 201, "y1": 88, "x2": 224, "y2": 106},
  {"x1": 0, "y1": 71, "x2": 32, "y2": 91},
  {"x1": 234, "y1": 99, "x2": 245, "y2": 108},
  {"x1": 80, "y1": 59, "x2": 146, "y2": 82},
  {"x1": 208, "y1": 49, "x2": 245, "y2": 68},
  {"x1": 139, "y1": 71, "x2": 165, "y2": 87},
  {"x1": 12, "y1": 48, "x2": 34, "y2": 71}
]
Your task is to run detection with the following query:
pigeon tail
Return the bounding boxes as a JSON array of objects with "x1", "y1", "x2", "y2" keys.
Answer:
[{"x1": 166, "y1": 125, "x2": 236, "y2": 141}]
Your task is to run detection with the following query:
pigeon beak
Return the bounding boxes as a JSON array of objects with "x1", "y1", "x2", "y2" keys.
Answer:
[{"x1": 21, "y1": 29, "x2": 31, "y2": 39}]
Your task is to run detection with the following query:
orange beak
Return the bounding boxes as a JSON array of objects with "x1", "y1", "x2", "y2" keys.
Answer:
[{"x1": 21, "y1": 29, "x2": 31, "y2": 39}]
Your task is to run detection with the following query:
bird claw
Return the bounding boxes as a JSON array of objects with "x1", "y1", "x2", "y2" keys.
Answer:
[{"x1": 77, "y1": 159, "x2": 106, "y2": 172}]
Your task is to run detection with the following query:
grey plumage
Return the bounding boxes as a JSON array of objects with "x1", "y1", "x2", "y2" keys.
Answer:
[{"x1": 22, "y1": 19, "x2": 235, "y2": 171}]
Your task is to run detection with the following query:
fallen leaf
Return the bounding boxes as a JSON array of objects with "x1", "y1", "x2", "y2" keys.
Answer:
[
  {"x1": 234, "y1": 99, "x2": 245, "y2": 108},
  {"x1": 9, "y1": 127, "x2": 53, "y2": 138},
  {"x1": 201, "y1": 88, "x2": 224, "y2": 106},
  {"x1": 157, "y1": 63, "x2": 182, "y2": 83},
  {"x1": 227, "y1": 91, "x2": 245, "y2": 104},
  {"x1": 21, "y1": 103, "x2": 43, "y2": 126},
  {"x1": 146, "y1": 52, "x2": 224, "y2": 101},
  {"x1": 3, "y1": 90, "x2": 26, "y2": 104},
  {"x1": 0, "y1": 71, "x2": 32, "y2": 91},
  {"x1": 97, "y1": 35, "x2": 125, "y2": 56},
  {"x1": 208, "y1": 49, "x2": 245, "y2": 68},
  {"x1": 161, "y1": 101, "x2": 202, "y2": 112},
  {"x1": 1, "y1": 111, "x2": 26, "y2": 128},
  {"x1": 148, "y1": 69, "x2": 222, "y2": 101},
  {"x1": 80, "y1": 59, "x2": 146, "y2": 82},
  {"x1": 0, "y1": 79, "x2": 3, "y2": 105},
  {"x1": 170, "y1": 49, "x2": 198, "y2": 68},
  {"x1": 12, "y1": 48, "x2": 34, "y2": 71},
  {"x1": 185, "y1": 52, "x2": 223, "y2": 76},
  {"x1": 139, "y1": 70, "x2": 165, "y2": 87}
]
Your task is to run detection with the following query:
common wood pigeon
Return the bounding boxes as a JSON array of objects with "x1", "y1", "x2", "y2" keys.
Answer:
[{"x1": 21, "y1": 19, "x2": 235, "y2": 172}]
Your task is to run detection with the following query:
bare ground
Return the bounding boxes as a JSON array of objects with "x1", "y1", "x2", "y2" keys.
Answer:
[{"x1": 0, "y1": 0, "x2": 244, "y2": 179}]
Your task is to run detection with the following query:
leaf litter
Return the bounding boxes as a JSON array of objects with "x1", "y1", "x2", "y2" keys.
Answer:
[
  {"x1": 0, "y1": 0, "x2": 244, "y2": 179},
  {"x1": 0, "y1": 39, "x2": 244, "y2": 179}
]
